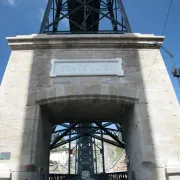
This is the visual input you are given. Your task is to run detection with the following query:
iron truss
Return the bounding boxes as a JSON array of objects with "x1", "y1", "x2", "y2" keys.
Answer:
[
  {"x1": 40, "y1": 0, "x2": 132, "y2": 34},
  {"x1": 50, "y1": 121, "x2": 125, "y2": 150},
  {"x1": 50, "y1": 121, "x2": 125, "y2": 174}
]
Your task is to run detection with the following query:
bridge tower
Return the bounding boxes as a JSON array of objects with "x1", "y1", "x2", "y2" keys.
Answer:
[
  {"x1": 42, "y1": 0, "x2": 132, "y2": 178},
  {"x1": 1, "y1": 1, "x2": 180, "y2": 180}
]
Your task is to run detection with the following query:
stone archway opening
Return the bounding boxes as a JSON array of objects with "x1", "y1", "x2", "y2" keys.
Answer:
[{"x1": 39, "y1": 95, "x2": 136, "y2": 179}]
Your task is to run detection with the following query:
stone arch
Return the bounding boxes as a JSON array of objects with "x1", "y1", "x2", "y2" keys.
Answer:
[
  {"x1": 35, "y1": 84, "x2": 138, "y2": 105},
  {"x1": 26, "y1": 84, "x2": 138, "y2": 178},
  {"x1": 31, "y1": 84, "x2": 138, "y2": 123}
]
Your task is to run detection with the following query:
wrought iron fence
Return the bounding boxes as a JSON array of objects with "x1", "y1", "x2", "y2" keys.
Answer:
[
  {"x1": 107, "y1": 172, "x2": 128, "y2": 180},
  {"x1": 43, "y1": 174, "x2": 78, "y2": 180},
  {"x1": 94, "y1": 172, "x2": 128, "y2": 180},
  {"x1": 43, "y1": 172, "x2": 128, "y2": 180}
]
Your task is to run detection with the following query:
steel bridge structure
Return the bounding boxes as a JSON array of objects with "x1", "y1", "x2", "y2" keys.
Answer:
[
  {"x1": 40, "y1": 0, "x2": 131, "y2": 34},
  {"x1": 40, "y1": 0, "x2": 131, "y2": 179},
  {"x1": 50, "y1": 122, "x2": 125, "y2": 176}
]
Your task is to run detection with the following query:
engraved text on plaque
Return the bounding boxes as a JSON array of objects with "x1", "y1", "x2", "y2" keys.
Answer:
[{"x1": 50, "y1": 59, "x2": 124, "y2": 77}]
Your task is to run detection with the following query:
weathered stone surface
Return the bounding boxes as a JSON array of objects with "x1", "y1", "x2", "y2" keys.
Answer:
[{"x1": 0, "y1": 33, "x2": 180, "y2": 180}]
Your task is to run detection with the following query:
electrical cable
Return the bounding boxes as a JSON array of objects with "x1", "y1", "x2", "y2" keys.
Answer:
[
  {"x1": 160, "y1": 44, "x2": 176, "y2": 67},
  {"x1": 136, "y1": 0, "x2": 174, "y2": 103},
  {"x1": 136, "y1": 50, "x2": 159, "y2": 104},
  {"x1": 162, "y1": 0, "x2": 173, "y2": 35}
]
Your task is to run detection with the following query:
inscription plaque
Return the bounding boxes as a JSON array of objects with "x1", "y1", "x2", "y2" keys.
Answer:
[{"x1": 50, "y1": 59, "x2": 124, "y2": 77}]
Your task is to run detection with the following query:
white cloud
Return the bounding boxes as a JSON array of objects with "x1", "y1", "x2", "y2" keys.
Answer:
[{"x1": 7, "y1": 0, "x2": 15, "y2": 5}]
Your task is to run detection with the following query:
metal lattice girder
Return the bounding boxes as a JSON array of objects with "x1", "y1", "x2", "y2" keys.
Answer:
[
  {"x1": 102, "y1": 122, "x2": 114, "y2": 127},
  {"x1": 51, "y1": 121, "x2": 124, "y2": 149},
  {"x1": 117, "y1": 0, "x2": 132, "y2": 32},
  {"x1": 51, "y1": 131, "x2": 124, "y2": 149},
  {"x1": 58, "y1": 123, "x2": 70, "y2": 128},
  {"x1": 77, "y1": 125, "x2": 94, "y2": 175},
  {"x1": 40, "y1": 0, "x2": 132, "y2": 34},
  {"x1": 52, "y1": 125, "x2": 57, "y2": 132},
  {"x1": 50, "y1": 121, "x2": 125, "y2": 175},
  {"x1": 53, "y1": 126, "x2": 121, "y2": 136},
  {"x1": 53, "y1": 122, "x2": 121, "y2": 135},
  {"x1": 106, "y1": 0, "x2": 117, "y2": 31},
  {"x1": 94, "y1": 122, "x2": 125, "y2": 148},
  {"x1": 51, "y1": 134, "x2": 84, "y2": 150},
  {"x1": 53, "y1": 0, "x2": 63, "y2": 32},
  {"x1": 91, "y1": 134, "x2": 122, "y2": 148},
  {"x1": 50, "y1": 122, "x2": 79, "y2": 148}
]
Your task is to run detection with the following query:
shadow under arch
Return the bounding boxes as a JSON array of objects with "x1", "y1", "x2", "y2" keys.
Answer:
[{"x1": 37, "y1": 85, "x2": 137, "y2": 123}]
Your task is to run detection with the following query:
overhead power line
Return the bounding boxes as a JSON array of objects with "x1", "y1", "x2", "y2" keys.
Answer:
[
  {"x1": 162, "y1": 0, "x2": 173, "y2": 35},
  {"x1": 137, "y1": 0, "x2": 174, "y2": 102}
]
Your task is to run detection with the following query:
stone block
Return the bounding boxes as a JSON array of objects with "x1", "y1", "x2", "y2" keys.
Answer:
[
  {"x1": 101, "y1": 84, "x2": 109, "y2": 96},
  {"x1": 11, "y1": 172, "x2": 40, "y2": 180},
  {"x1": 166, "y1": 166, "x2": 180, "y2": 174},
  {"x1": 37, "y1": 88, "x2": 47, "y2": 102},
  {"x1": 25, "y1": 106, "x2": 36, "y2": 119},
  {"x1": 84, "y1": 85, "x2": 101, "y2": 96},
  {"x1": 56, "y1": 85, "x2": 65, "y2": 98},
  {"x1": 46, "y1": 87, "x2": 56, "y2": 100},
  {"x1": 118, "y1": 85, "x2": 128, "y2": 98},
  {"x1": 166, "y1": 166, "x2": 180, "y2": 180},
  {"x1": 168, "y1": 176, "x2": 180, "y2": 180},
  {"x1": 109, "y1": 84, "x2": 118, "y2": 96},
  {"x1": 64, "y1": 84, "x2": 74, "y2": 97},
  {"x1": 26, "y1": 91, "x2": 37, "y2": 106},
  {"x1": 127, "y1": 87, "x2": 138, "y2": 100}
]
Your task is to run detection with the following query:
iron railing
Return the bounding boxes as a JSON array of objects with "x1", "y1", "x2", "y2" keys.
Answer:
[
  {"x1": 43, "y1": 173, "x2": 78, "y2": 180},
  {"x1": 44, "y1": 172, "x2": 128, "y2": 180},
  {"x1": 108, "y1": 172, "x2": 128, "y2": 180},
  {"x1": 94, "y1": 172, "x2": 128, "y2": 180}
]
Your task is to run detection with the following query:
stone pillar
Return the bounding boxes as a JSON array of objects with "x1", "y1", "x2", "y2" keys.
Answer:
[
  {"x1": 0, "y1": 50, "x2": 52, "y2": 180},
  {"x1": 123, "y1": 50, "x2": 180, "y2": 180}
]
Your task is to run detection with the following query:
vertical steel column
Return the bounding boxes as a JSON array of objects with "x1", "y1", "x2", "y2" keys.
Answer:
[
  {"x1": 53, "y1": 0, "x2": 63, "y2": 32},
  {"x1": 106, "y1": 0, "x2": 118, "y2": 31},
  {"x1": 117, "y1": 0, "x2": 132, "y2": 32},
  {"x1": 93, "y1": 137, "x2": 98, "y2": 174},
  {"x1": 40, "y1": 0, "x2": 53, "y2": 33},
  {"x1": 75, "y1": 139, "x2": 78, "y2": 174},
  {"x1": 68, "y1": 124, "x2": 71, "y2": 174},
  {"x1": 83, "y1": 0, "x2": 87, "y2": 31},
  {"x1": 77, "y1": 123, "x2": 94, "y2": 176},
  {"x1": 101, "y1": 123, "x2": 105, "y2": 173}
]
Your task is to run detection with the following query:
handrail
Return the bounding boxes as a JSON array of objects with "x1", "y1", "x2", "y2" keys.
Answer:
[{"x1": 43, "y1": 171, "x2": 128, "y2": 180}]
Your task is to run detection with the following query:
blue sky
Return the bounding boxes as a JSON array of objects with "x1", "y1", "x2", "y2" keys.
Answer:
[{"x1": 0, "y1": 0, "x2": 180, "y2": 102}]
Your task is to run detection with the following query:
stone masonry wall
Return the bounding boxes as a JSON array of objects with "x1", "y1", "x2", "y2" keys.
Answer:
[{"x1": 0, "y1": 34, "x2": 179, "y2": 180}]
